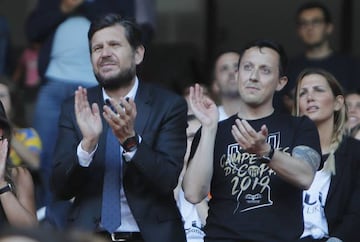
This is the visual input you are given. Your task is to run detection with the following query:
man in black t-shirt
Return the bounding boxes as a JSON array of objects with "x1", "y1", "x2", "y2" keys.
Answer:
[{"x1": 182, "y1": 40, "x2": 322, "y2": 242}]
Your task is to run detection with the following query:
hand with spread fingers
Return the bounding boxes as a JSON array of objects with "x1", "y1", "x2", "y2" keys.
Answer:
[
  {"x1": 189, "y1": 83, "x2": 218, "y2": 130},
  {"x1": 103, "y1": 97, "x2": 137, "y2": 144},
  {"x1": 231, "y1": 119, "x2": 270, "y2": 157},
  {"x1": 74, "y1": 86, "x2": 103, "y2": 152}
]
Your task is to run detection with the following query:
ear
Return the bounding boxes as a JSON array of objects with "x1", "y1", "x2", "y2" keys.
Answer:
[
  {"x1": 275, "y1": 76, "x2": 288, "y2": 91},
  {"x1": 134, "y1": 45, "x2": 145, "y2": 65},
  {"x1": 334, "y1": 95, "x2": 344, "y2": 111},
  {"x1": 326, "y1": 23, "x2": 334, "y2": 35}
]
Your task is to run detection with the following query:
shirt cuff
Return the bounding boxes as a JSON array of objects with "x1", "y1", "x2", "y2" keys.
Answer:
[{"x1": 77, "y1": 141, "x2": 98, "y2": 167}]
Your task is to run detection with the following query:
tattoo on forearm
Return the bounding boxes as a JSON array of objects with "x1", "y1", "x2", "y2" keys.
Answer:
[{"x1": 292, "y1": 145, "x2": 320, "y2": 172}]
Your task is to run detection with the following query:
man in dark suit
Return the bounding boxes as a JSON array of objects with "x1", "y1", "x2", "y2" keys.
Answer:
[{"x1": 51, "y1": 13, "x2": 187, "y2": 242}]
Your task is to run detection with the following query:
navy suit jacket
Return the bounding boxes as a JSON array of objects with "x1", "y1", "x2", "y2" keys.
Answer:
[
  {"x1": 51, "y1": 82, "x2": 187, "y2": 242},
  {"x1": 324, "y1": 137, "x2": 360, "y2": 242}
]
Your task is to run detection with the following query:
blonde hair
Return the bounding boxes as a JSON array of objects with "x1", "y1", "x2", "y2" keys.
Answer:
[{"x1": 293, "y1": 68, "x2": 347, "y2": 174}]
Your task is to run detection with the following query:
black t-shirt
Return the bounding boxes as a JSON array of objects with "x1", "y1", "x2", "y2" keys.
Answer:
[
  {"x1": 190, "y1": 112, "x2": 321, "y2": 242},
  {"x1": 286, "y1": 53, "x2": 360, "y2": 92}
]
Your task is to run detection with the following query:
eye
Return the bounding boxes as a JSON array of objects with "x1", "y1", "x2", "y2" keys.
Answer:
[
  {"x1": 92, "y1": 45, "x2": 102, "y2": 53},
  {"x1": 299, "y1": 90, "x2": 306, "y2": 97},
  {"x1": 243, "y1": 63, "x2": 252, "y2": 71},
  {"x1": 260, "y1": 67, "x2": 271, "y2": 74}
]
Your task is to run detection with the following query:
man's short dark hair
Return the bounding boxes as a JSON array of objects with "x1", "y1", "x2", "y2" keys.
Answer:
[
  {"x1": 238, "y1": 39, "x2": 288, "y2": 77},
  {"x1": 296, "y1": 2, "x2": 332, "y2": 24},
  {"x1": 88, "y1": 13, "x2": 143, "y2": 51}
]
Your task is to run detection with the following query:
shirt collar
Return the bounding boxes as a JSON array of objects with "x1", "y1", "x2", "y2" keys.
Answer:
[{"x1": 102, "y1": 76, "x2": 139, "y2": 102}]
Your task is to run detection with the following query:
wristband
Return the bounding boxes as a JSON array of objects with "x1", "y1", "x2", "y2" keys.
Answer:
[{"x1": 0, "y1": 183, "x2": 12, "y2": 195}]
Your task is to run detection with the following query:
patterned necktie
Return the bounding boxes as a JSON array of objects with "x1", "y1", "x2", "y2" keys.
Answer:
[{"x1": 101, "y1": 128, "x2": 122, "y2": 233}]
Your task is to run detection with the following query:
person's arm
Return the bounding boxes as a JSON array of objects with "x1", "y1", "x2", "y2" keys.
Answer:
[
  {"x1": 105, "y1": 94, "x2": 188, "y2": 195},
  {"x1": 51, "y1": 87, "x2": 102, "y2": 199},
  {"x1": 182, "y1": 84, "x2": 219, "y2": 203},
  {"x1": 231, "y1": 119, "x2": 320, "y2": 190},
  {"x1": 0, "y1": 140, "x2": 37, "y2": 227}
]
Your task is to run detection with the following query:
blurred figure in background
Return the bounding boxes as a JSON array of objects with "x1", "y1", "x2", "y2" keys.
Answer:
[
  {"x1": 12, "y1": 41, "x2": 41, "y2": 125},
  {"x1": 283, "y1": 2, "x2": 360, "y2": 114},
  {"x1": 211, "y1": 51, "x2": 241, "y2": 121},
  {"x1": 0, "y1": 100, "x2": 37, "y2": 227},
  {"x1": 345, "y1": 89, "x2": 360, "y2": 139},
  {"x1": 0, "y1": 76, "x2": 42, "y2": 211},
  {"x1": 174, "y1": 85, "x2": 209, "y2": 242}
]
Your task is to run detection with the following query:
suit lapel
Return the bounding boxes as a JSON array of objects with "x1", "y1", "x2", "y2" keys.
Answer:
[
  {"x1": 134, "y1": 82, "x2": 152, "y2": 135},
  {"x1": 326, "y1": 145, "x2": 347, "y2": 201}
]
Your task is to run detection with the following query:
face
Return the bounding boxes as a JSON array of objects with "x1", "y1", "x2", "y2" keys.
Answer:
[
  {"x1": 213, "y1": 52, "x2": 240, "y2": 98},
  {"x1": 297, "y1": 8, "x2": 332, "y2": 48},
  {"x1": 345, "y1": 93, "x2": 360, "y2": 129},
  {"x1": 237, "y1": 47, "x2": 286, "y2": 108},
  {"x1": 0, "y1": 84, "x2": 11, "y2": 117},
  {"x1": 298, "y1": 74, "x2": 342, "y2": 125},
  {"x1": 90, "y1": 24, "x2": 144, "y2": 90}
]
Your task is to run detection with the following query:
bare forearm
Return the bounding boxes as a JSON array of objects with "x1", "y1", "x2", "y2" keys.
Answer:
[
  {"x1": 183, "y1": 128, "x2": 216, "y2": 203},
  {"x1": 0, "y1": 192, "x2": 37, "y2": 227},
  {"x1": 268, "y1": 150, "x2": 315, "y2": 189}
]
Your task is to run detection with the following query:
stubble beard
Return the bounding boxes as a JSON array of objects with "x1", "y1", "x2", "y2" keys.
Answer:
[{"x1": 95, "y1": 63, "x2": 136, "y2": 90}]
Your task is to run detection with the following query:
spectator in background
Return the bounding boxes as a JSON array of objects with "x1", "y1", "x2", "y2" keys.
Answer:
[
  {"x1": 12, "y1": 42, "x2": 41, "y2": 124},
  {"x1": 0, "y1": 16, "x2": 11, "y2": 76},
  {"x1": 211, "y1": 51, "x2": 241, "y2": 121},
  {"x1": 25, "y1": 0, "x2": 142, "y2": 207},
  {"x1": 174, "y1": 85, "x2": 209, "y2": 242},
  {"x1": 345, "y1": 89, "x2": 360, "y2": 139},
  {"x1": 183, "y1": 40, "x2": 322, "y2": 242},
  {"x1": 283, "y1": 2, "x2": 359, "y2": 113},
  {"x1": 0, "y1": 77, "x2": 42, "y2": 210},
  {"x1": 0, "y1": 100, "x2": 37, "y2": 227},
  {"x1": 293, "y1": 68, "x2": 360, "y2": 242}
]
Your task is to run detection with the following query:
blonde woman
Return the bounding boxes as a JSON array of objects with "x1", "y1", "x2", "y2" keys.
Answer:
[{"x1": 294, "y1": 68, "x2": 360, "y2": 242}]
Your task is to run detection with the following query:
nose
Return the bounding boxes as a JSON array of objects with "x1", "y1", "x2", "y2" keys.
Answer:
[
  {"x1": 100, "y1": 46, "x2": 112, "y2": 58},
  {"x1": 249, "y1": 69, "x2": 259, "y2": 82},
  {"x1": 305, "y1": 91, "x2": 315, "y2": 102}
]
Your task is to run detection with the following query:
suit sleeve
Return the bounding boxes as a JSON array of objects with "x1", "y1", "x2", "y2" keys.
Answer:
[
  {"x1": 51, "y1": 98, "x2": 90, "y2": 200},
  {"x1": 331, "y1": 140, "x2": 360, "y2": 241},
  {"x1": 129, "y1": 95, "x2": 187, "y2": 195}
]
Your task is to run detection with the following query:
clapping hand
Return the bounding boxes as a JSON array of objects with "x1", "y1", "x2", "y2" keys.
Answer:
[
  {"x1": 103, "y1": 97, "x2": 137, "y2": 144},
  {"x1": 74, "y1": 86, "x2": 103, "y2": 152},
  {"x1": 231, "y1": 119, "x2": 270, "y2": 156},
  {"x1": 189, "y1": 83, "x2": 218, "y2": 130}
]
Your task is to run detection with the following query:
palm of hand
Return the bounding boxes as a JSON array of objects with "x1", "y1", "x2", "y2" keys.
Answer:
[{"x1": 76, "y1": 104, "x2": 102, "y2": 139}]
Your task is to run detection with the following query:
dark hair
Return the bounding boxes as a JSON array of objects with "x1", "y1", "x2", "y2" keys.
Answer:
[
  {"x1": 0, "y1": 76, "x2": 27, "y2": 127},
  {"x1": 296, "y1": 2, "x2": 332, "y2": 23},
  {"x1": 238, "y1": 39, "x2": 288, "y2": 77},
  {"x1": 88, "y1": 13, "x2": 143, "y2": 51}
]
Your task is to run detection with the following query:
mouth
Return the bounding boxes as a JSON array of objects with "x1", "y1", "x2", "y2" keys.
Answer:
[{"x1": 306, "y1": 105, "x2": 319, "y2": 113}]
